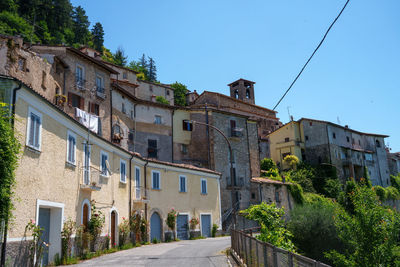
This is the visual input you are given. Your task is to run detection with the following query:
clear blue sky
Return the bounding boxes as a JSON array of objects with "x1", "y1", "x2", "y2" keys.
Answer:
[{"x1": 72, "y1": 0, "x2": 400, "y2": 151}]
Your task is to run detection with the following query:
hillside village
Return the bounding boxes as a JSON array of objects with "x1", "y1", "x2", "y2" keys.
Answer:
[{"x1": 1, "y1": 33, "x2": 399, "y2": 266}]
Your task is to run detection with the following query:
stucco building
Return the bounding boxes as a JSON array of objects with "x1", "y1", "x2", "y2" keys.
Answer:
[{"x1": 268, "y1": 118, "x2": 391, "y2": 186}]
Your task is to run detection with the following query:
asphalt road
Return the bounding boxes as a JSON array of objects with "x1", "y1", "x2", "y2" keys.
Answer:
[{"x1": 72, "y1": 236, "x2": 231, "y2": 267}]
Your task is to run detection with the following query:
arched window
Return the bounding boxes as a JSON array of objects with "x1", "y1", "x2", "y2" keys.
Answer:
[
  {"x1": 246, "y1": 89, "x2": 251, "y2": 99},
  {"x1": 234, "y1": 89, "x2": 239, "y2": 99},
  {"x1": 376, "y1": 140, "x2": 381, "y2": 148}
]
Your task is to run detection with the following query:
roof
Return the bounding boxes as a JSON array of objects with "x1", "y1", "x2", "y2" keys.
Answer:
[
  {"x1": 147, "y1": 158, "x2": 221, "y2": 176},
  {"x1": 228, "y1": 78, "x2": 256, "y2": 86},
  {"x1": 2, "y1": 74, "x2": 218, "y2": 176},
  {"x1": 30, "y1": 45, "x2": 118, "y2": 74},
  {"x1": 102, "y1": 61, "x2": 139, "y2": 74},
  {"x1": 299, "y1": 117, "x2": 389, "y2": 138},
  {"x1": 251, "y1": 177, "x2": 291, "y2": 185},
  {"x1": 193, "y1": 91, "x2": 277, "y2": 114}
]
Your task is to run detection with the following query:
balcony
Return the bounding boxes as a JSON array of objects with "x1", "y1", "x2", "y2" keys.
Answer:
[
  {"x1": 80, "y1": 166, "x2": 102, "y2": 191},
  {"x1": 133, "y1": 187, "x2": 150, "y2": 203},
  {"x1": 96, "y1": 86, "x2": 106, "y2": 99},
  {"x1": 75, "y1": 76, "x2": 86, "y2": 91}
]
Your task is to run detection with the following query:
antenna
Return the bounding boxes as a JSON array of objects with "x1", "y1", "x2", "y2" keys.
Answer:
[
  {"x1": 287, "y1": 106, "x2": 292, "y2": 121},
  {"x1": 337, "y1": 116, "x2": 341, "y2": 125}
]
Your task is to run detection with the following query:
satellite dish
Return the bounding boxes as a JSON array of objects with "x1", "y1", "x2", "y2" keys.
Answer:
[{"x1": 105, "y1": 160, "x2": 111, "y2": 175}]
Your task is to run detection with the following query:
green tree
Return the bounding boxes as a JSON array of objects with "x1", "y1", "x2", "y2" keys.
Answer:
[
  {"x1": 326, "y1": 186, "x2": 400, "y2": 267},
  {"x1": 171, "y1": 82, "x2": 188, "y2": 106},
  {"x1": 148, "y1": 56, "x2": 157, "y2": 82},
  {"x1": 240, "y1": 202, "x2": 295, "y2": 251},
  {"x1": 260, "y1": 158, "x2": 277, "y2": 171},
  {"x1": 0, "y1": 11, "x2": 40, "y2": 43},
  {"x1": 128, "y1": 60, "x2": 148, "y2": 80},
  {"x1": 72, "y1": 6, "x2": 90, "y2": 44},
  {"x1": 91, "y1": 22, "x2": 104, "y2": 52},
  {"x1": 113, "y1": 46, "x2": 127, "y2": 66},
  {"x1": 0, "y1": 107, "x2": 21, "y2": 226},
  {"x1": 283, "y1": 154, "x2": 299, "y2": 170},
  {"x1": 0, "y1": 0, "x2": 18, "y2": 13}
]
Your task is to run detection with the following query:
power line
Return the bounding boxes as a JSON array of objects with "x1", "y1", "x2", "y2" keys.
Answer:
[{"x1": 273, "y1": 0, "x2": 350, "y2": 111}]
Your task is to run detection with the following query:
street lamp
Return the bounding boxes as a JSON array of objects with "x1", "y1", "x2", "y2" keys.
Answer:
[{"x1": 189, "y1": 120, "x2": 237, "y2": 229}]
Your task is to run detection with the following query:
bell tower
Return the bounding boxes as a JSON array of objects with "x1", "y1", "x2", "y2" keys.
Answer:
[{"x1": 228, "y1": 78, "x2": 255, "y2": 104}]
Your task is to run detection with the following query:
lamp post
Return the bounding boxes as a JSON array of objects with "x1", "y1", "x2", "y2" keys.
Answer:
[{"x1": 189, "y1": 120, "x2": 237, "y2": 229}]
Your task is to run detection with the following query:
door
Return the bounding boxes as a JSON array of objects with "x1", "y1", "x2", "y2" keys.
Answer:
[
  {"x1": 177, "y1": 214, "x2": 189, "y2": 240},
  {"x1": 150, "y1": 212, "x2": 161, "y2": 242},
  {"x1": 111, "y1": 211, "x2": 116, "y2": 247},
  {"x1": 82, "y1": 203, "x2": 89, "y2": 230},
  {"x1": 201, "y1": 214, "x2": 211, "y2": 237},
  {"x1": 38, "y1": 208, "x2": 51, "y2": 266}
]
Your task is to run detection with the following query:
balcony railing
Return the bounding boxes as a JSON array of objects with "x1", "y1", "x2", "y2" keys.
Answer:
[
  {"x1": 96, "y1": 86, "x2": 106, "y2": 99},
  {"x1": 80, "y1": 166, "x2": 102, "y2": 191},
  {"x1": 133, "y1": 186, "x2": 150, "y2": 203},
  {"x1": 75, "y1": 76, "x2": 86, "y2": 91}
]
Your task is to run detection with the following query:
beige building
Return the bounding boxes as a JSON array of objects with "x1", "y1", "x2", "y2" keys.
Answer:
[{"x1": 1, "y1": 75, "x2": 222, "y2": 265}]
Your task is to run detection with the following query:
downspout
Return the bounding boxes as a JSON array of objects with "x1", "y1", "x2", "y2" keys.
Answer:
[
  {"x1": 171, "y1": 109, "x2": 174, "y2": 162},
  {"x1": 1, "y1": 81, "x2": 22, "y2": 267}
]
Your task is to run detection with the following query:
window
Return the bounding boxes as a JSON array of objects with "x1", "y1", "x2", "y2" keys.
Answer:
[
  {"x1": 135, "y1": 167, "x2": 141, "y2": 199},
  {"x1": 179, "y1": 175, "x2": 187, "y2": 192},
  {"x1": 275, "y1": 190, "x2": 281, "y2": 202},
  {"x1": 149, "y1": 85, "x2": 153, "y2": 92},
  {"x1": 182, "y1": 120, "x2": 193, "y2": 131},
  {"x1": 358, "y1": 140, "x2": 361, "y2": 145},
  {"x1": 346, "y1": 136, "x2": 350, "y2": 143},
  {"x1": 166, "y1": 90, "x2": 170, "y2": 96},
  {"x1": 201, "y1": 179, "x2": 207, "y2": 194},
  {"x1": 76, "y1": 65, "x2": 85, "y2": 87},
  {"x1": 340, "y1": 150, "x2": 347, "y2": 159},
  {"x1": 18, "y1": 57, "x2": 26, "y2": 71},
  {"x1": 234, "y1": 89, "x2": 239, "y2": 99},
  {"x1": 376, "y1": 140, "x2": 381, "y2": 148},
  {"x1": 154, "y1": 115, "x2": 162, "y2": 124},
  {"x1": 181, "y1": 144, "x2": 188, "y2": 154},
  {"x1": 365, "y1": 153, "x2": 373, "y2": 161},
  {"x1": 120, "y1": 159, "x2": 127, "y2": 183},
  {"x1": 100, "y1": 151, "x2": 109, "y2": 176},
  {"x1": 152, "y1": 171, "x2": 160, "y2": 189},
  {"x1": 122, "y1": 103, "x2": 126, "y2": 114},
  {"x1": 89, "y1": 102, "x2": 99, "y2": 116},
  {"x1": 41, "y1": 71, "x2": 46, "y2": 89},
  {"x1": 67, "y1": 131, "x2": 76, "y2": 165},
  {"x1": 352, "y1": 138, "x2": 355, "y2": 144},
  {"x1": 305, "y1": 135, "x2": 309, "y2": 141},
  {"x1": 123, "y1": 72, "x2": 127, "y2": 79},
  {"x1": 96, "y1": 75, "x2": 104, "y2": 94},
  {"x1": 83, "y1": 143, "x2": 91, "y2": 185},
  {"x1": 230, "y1": 120, "x2": 236, "y2": 137},
  {"x1": 284, "y1": 137, "x2": 290, "y2": 142},
  {"x1": 333, "y1": 132, "x2": 336, "y2": 139},
  {"x1": 27, "y1": 107, "x2": 42, "y2": 150},
  {"x1": 148, "y1": 139, "x2": 157, "y2": 158},
  {"x1": 309, "y1": 122, "x2": 313, "y2": 126},
  {"x1": 246, "y1": 89, "x2": 250, "y2": 99},
  {"x1": 68, "y1": 92, "x2": 84, "y2": 109}
]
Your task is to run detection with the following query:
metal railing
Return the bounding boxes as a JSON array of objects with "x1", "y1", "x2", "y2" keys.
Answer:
[
  {"x1": 231, "y1": 227, "x2": 331, "y2": 267},
  {"x1": 133, "y1": 186, "x2": 149, "y2": 202},
  {"x1": 81, "y1": 166, "x2": 102, "y2": 191},
  {"x1": 96, "y1": 86, "x2": 106, "y2": 99},
  {"x1": 75, "y1": 76, "x2": 86, "y2": 90}
]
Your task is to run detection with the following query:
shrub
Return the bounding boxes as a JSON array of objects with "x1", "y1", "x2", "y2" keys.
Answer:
[
  {"x1": 155, "y1": 96, "x2": 169, "y2": 105},
  {"x1": 288, "y1": 200, "x2": 343, "y2": 264},
  {"x1": 61, "y1": 218, "x2": 75, "y2": 264},
  {"x1": 240, "y1": 202, "x2": 295, "y2": 252},
  {"x1": 285, "y1": 169, "x2": 315, "y2": 193},
  {"x1": 118, "y1": 217, "x2": 130, "y2": 247},
  {"x1": 391, "y1": 174, "x2": 400, "y2": 191},
  {"x1": 189, "y1": 217, "x2": 199, "y2": 230},
  {"x1": 374, "y1": 185, "x2": 387, "y2": 201},
  {"x1": 211, "y1": 224, "x2": 218, "y2": 237},
  {"x1": 287, "y1": 183, "x2": 304, "y2": 204},
  {"x1": 87, "y1": 201, "x2": 105, "y2": 250},
  {"x1": 166, "y1": 208, "x2": 177, "y2": 240},
  {"x1": 283, "y1": 155, "x2": 299, "y2": 170},
  {"x1": 260, "y1": 158, "x2": 277, "y2": 171}
]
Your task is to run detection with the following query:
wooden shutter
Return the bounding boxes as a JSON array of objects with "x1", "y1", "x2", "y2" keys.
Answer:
[{"x1": 79, "y1": 97, "x2": 85, "y2": 110}]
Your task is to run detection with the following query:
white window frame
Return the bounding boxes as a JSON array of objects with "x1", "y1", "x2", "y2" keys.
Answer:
[
  {"x1": 66, "y1": 130, "x2": 77, "y2": 165},
  {"x1": 120, "y1": 159, "x2": 127, "y2": 183},
  {"x1": 151, "y1": 170, "x2": 161, "y2": 190},
  {"x1": 82, "y1": 142, "x2": 91, "y2": 185},
  {"x1": 179, "y1": 175, "x2": 187, "y2": 193},
  {"x1": 100, "y1": 150, "x2": 109, "y2": 177},
  {"x1": 201, "y1": 178, "x2": 208, "y2": 195},
  {"x1": 154, "y1": 115, "x2": 162, "y2": 125},
  {"x1": 135, "y1": 166, "x2": 141, "y2": 199},
  {"x1": 26, "y1": 106, "x2": 43, "y2": 151}
]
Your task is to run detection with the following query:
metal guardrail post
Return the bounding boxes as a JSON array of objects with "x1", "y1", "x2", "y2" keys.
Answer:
[
  {"x1": 273, "y1": 247, "x2": 278, "y2": 267},
  {"x1": 249, "y1": 235, "x2": 253, "y2": 266},
  {"x1": 263, "y1": 243, "x2": 268, "y2": 267},
  {"x1": 288, "y1": 252, "x2": 294, "y2": 267},
  {"x1": 256, "y1": 240, "x2": 259, "y2": 267}
]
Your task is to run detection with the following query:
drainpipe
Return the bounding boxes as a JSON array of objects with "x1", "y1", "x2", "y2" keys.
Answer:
[
  {"x1": 171, "y1": 109, "x2": 174, "y2": 162},
  {"x1": 1, "y1": 81, "x2": 22, "y2": 267}
]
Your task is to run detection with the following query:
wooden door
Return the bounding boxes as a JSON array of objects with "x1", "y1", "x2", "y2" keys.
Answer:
[{"x1": 111, "y1": 211, "x2": 116, "y2": 247}]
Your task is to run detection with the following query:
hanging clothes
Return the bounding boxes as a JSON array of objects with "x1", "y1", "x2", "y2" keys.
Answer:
[{"x1": 75, "y1": 107, "x2": 99, "y2": 134}]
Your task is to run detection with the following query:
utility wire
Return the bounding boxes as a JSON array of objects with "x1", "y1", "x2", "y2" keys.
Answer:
[{"x1": 273, "y1": 0, "x2": 350, "y2": 111}]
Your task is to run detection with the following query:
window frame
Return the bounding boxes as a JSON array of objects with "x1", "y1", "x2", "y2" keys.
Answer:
[
  {"x1": 66, "y1": 130, "x2": 77, "y2": 165},
  {"x1": 26, "y1": 107, "x2": 43, "y2": 151},
  {"x1": 154, "y1": 115, "x2": 162, "y2": 125},
  {"x1": 135, "y1": 166, "x2": 141, "y2": 199},
  {"x1": 201, "y1": 178, "x2": 207, "y2": 195},
  {"x1": 151, "y1": 170, "x2": 161, "y2": 190},
  {"x1": 120, "y1": 159, "x2": 127, "y2": 183},
  {"x1": 100, "y1": 150, "x2": 109, "y2": 177},
  {"x1": 179, "y1": 175, "x2": 187, "y2": 193},
  {"x1": 83, "y1": 142, "x2": 91, "y2": 185}
]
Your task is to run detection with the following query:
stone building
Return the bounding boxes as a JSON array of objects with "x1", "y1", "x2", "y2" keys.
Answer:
[
  {"x1": 1, "y1": 75, "x2": 222, "y2": 265},
  {"x1": 387, "y1": 150, "x2": 400, "y2": 176},
  {"x1": 268, "y1": 118, "x2": 391, "y2": 186},
  {"x1": 28, "y1": 44, "x2": 118, "y2": 140},
  {"x1": 136, "y1": 80, "x2": 174, "y2": 105}
]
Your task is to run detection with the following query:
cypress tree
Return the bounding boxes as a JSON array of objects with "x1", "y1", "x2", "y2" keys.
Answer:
[{"x1": 91, "y1": 22, "x2": 104, "y2": 52}]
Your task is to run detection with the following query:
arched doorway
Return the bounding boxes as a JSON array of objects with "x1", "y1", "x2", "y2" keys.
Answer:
[
  {"x1": 111, "y1": 210, "x2": 117, "y2": 247},
  {"x1": 150, "y1": 212, "x2": 161, "y2": 242},
  {"x1": 82, "y1": 203, "x2": 89, "y2": 230}
]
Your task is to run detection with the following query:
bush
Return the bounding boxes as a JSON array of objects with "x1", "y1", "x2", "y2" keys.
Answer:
[
  {"x1": 155, "y1": 96, "x2": 169, "y2": 105},
  {"x1": 283, "y1": 155, "x2": 299, "y2": 170},
  {"x1": 288, "y1": 200, "x2": 343, "y2": 264},
  {"x1": 260, "y1": 158, "x2": 277, "y2": 171},
  {"x1": 374, "y1": 185, "x2": 387, "y2": 201},
  {"x1": 287, "y1": 183, "x2": 304, "y2": 204},
  {"x1": 211, "y1": 224, "x2": 218, "y2": 237},
  {"x1": 391, "y1": 174, "x2": 400, "y2": 191},
  {"x1": 285, "y1": 169, "x2": 315, "y2": 193}
]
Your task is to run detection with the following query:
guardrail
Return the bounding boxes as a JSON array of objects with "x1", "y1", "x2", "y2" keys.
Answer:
[{"x1": 231, "y1": 227, "x2": 331, "y2": 267}]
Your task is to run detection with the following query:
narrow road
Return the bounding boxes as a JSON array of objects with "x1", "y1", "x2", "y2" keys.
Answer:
[{"x1": 72, "y1": 236, "x2": 231, "y2": 267}]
